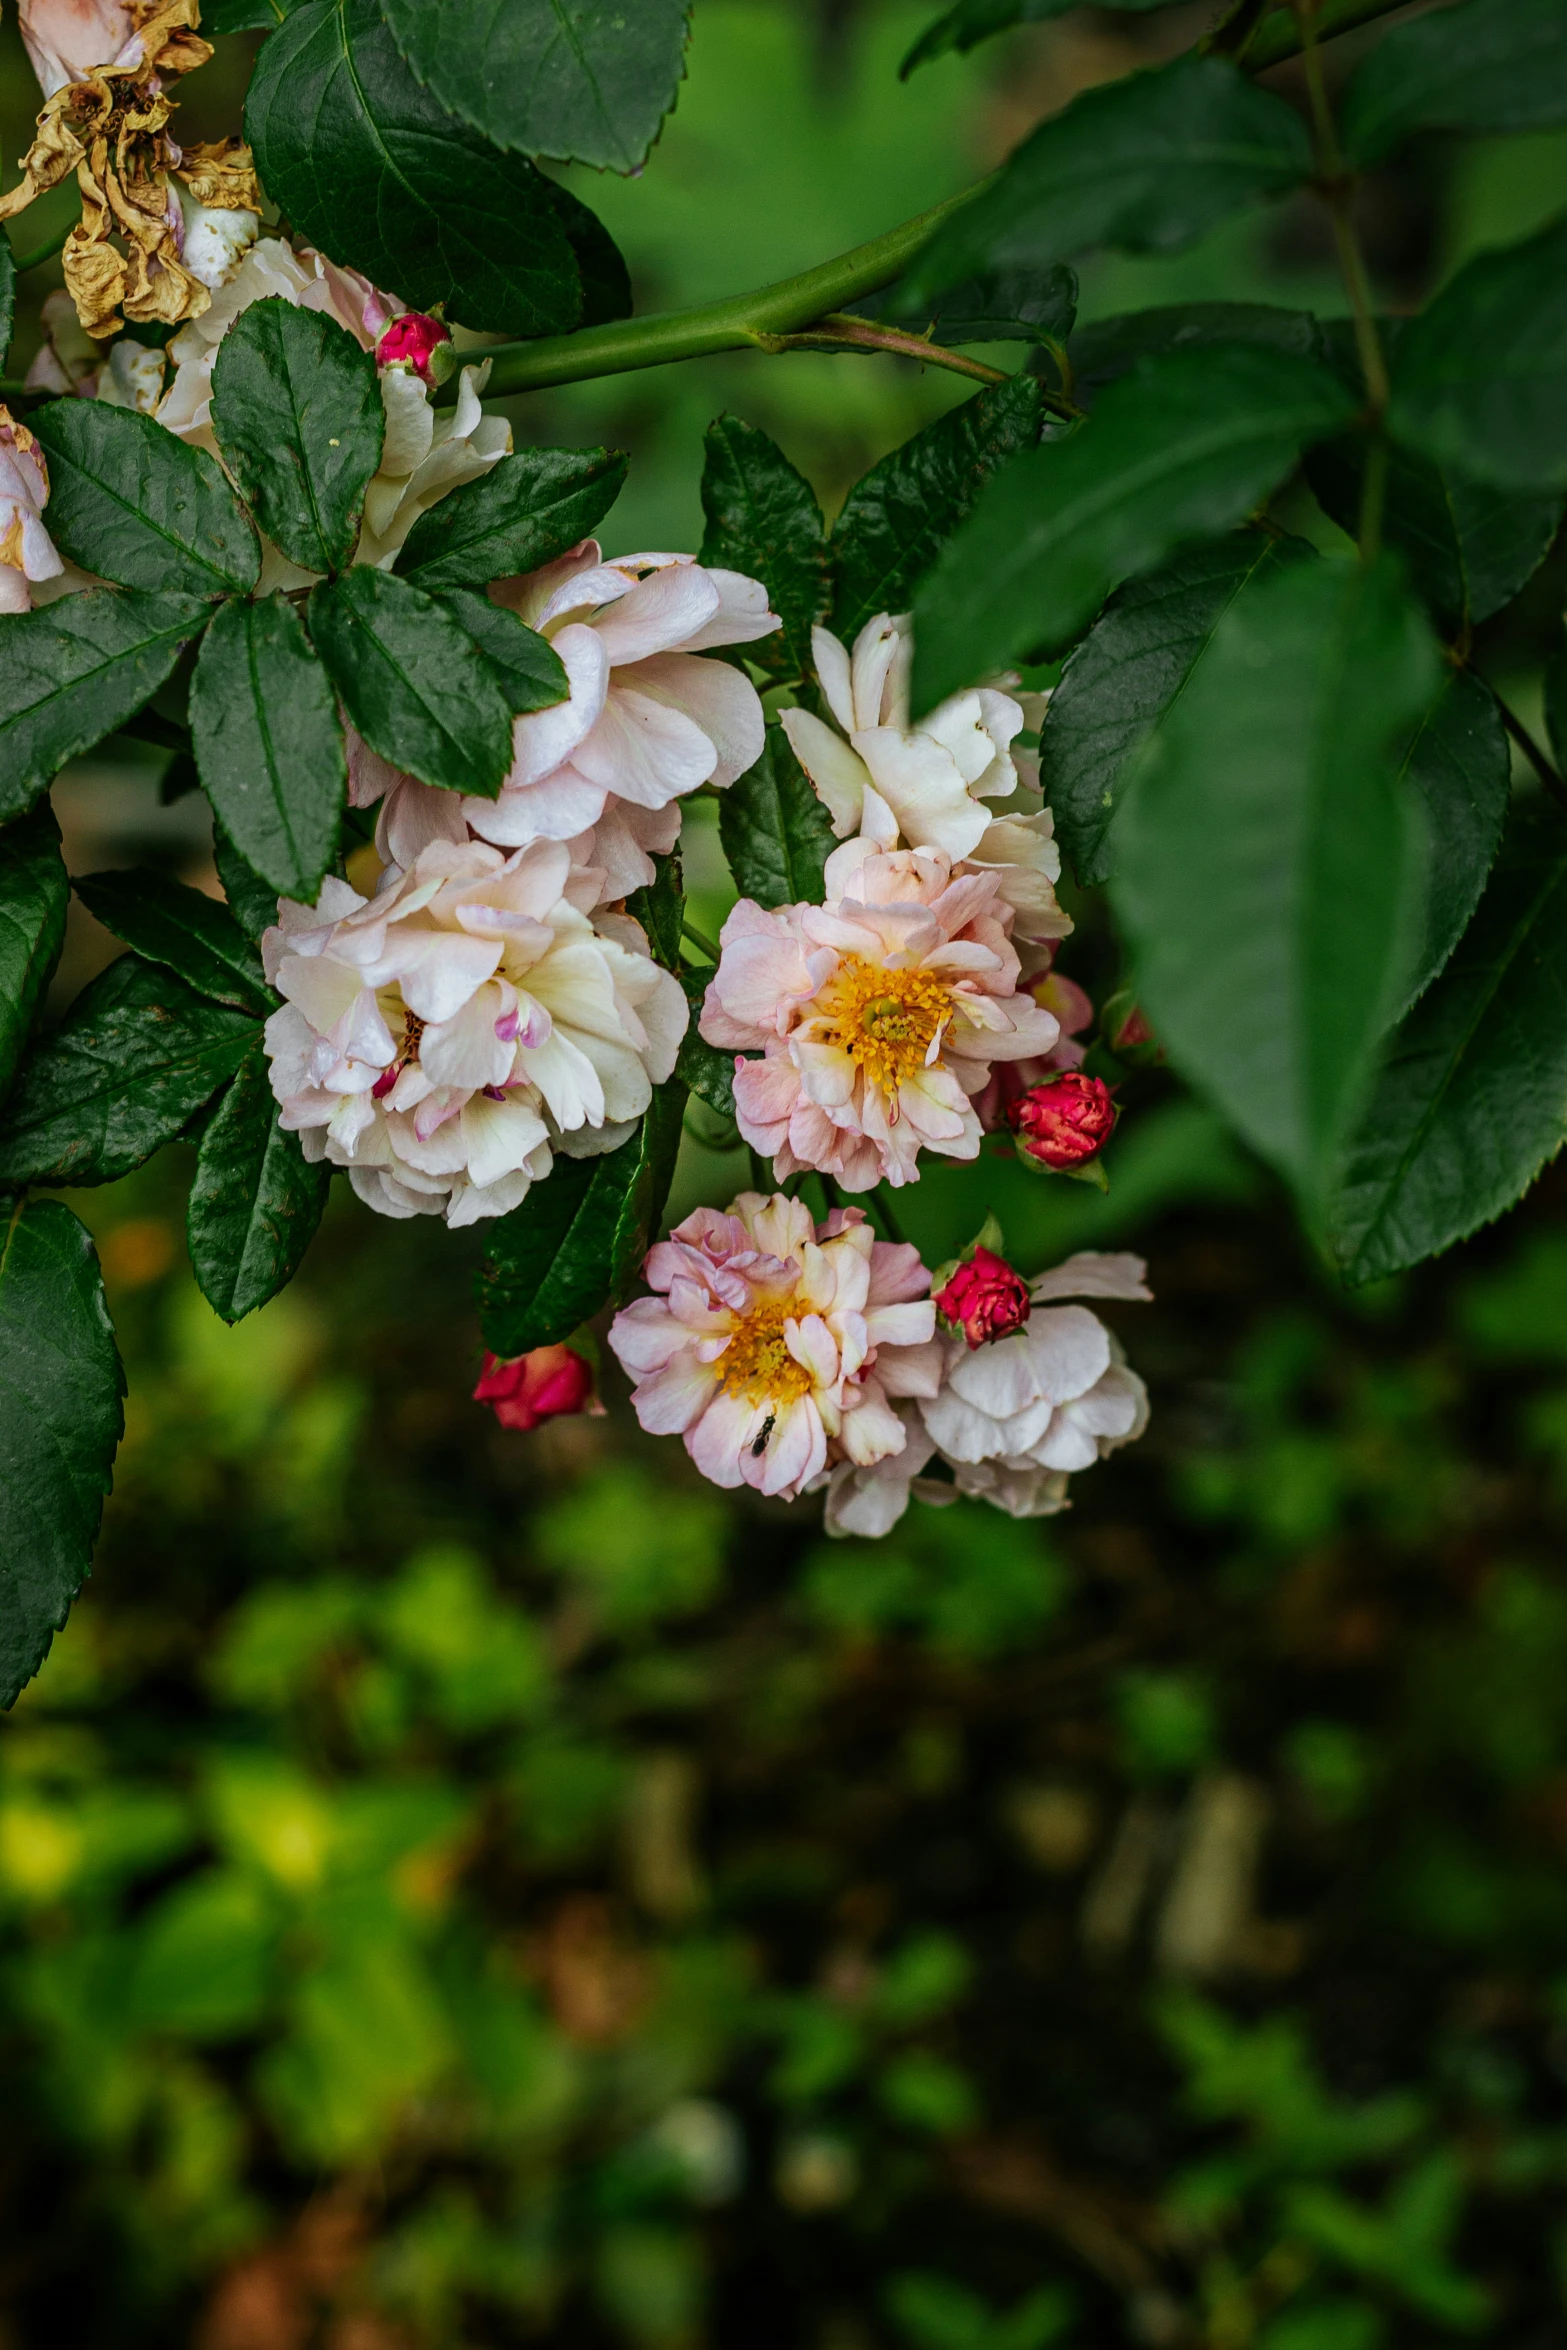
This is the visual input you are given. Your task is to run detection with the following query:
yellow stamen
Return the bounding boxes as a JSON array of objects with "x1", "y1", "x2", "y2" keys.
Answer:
[
  {"x1": 717, "y1": 1298, "x2": 814, "y2": 1406},
  {"x1": 815, "y1": 952, "x2": 953, "y2": 1099}
]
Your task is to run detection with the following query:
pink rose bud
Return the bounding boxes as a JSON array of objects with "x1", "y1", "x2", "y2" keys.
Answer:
[
  {"x1": 934, "y1": 1245, "x2": 1032, "y2": 1348},
  {"x1": 1009, "y1": 1072, "x2": 1117, "y2": 1170},
  {"x1": 473, "y1": 1344, "x2": 602, "y2": 1432},
  {"x1": 1102, "y1": 988, "x2": 1165, "y2": 1067},
  {"x1": 375, "y1": 312, "x2": 456, "y2": 386}
]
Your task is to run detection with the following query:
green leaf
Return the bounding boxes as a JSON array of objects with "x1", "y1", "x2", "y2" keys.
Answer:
[
  {"x1": 210, "y1": 297, "x2": 384, "y2": 576},
  {"x1": 478, "y1": 1082, "x2": 688, "y2": 1356},
  {"x1": 187, "y1": 1042, "x2": 331, "y2": 1323},
  {"x1": 1342, "y1": 0, "x2": 1567, "y2": 165},
  {"x1": 308, "y1": 568, "x2": 513, "y2": 799},
  {"x1": 1041, "y1": 530, "x2": 1313, "y2": 887},
  {"x1": 544, "y1": 179, "x2": 632, "y2": 328},
  {"x1": 697, "y1": 416, "x2": 828, "y2": 685},
  {"x1": 718, "y1": 724, "x2": 838, "y2": 910},
  {"x1": 1333, "y1": 797, "x2": 1567, "y2": 1282},
  {"x1": 1395, "y1": 667, "x2": 1511, "y2": 1011},
  {"x1": 0, "y1": 804, "x2": 67, "y2": 1103},
  {"x1": 434, "y1": 588, "x2": 568, "y2": 716},
  {"x1": 213, "y1": 825, "x2": 282, "y2": 945},
  {"x1": 625, "y1": 851, "x2": 684, "y2": 970},
  {"x1": 396, "y1": 445, "x2": 628, "y2": 593},
  {"x1": 1388, "y1": 211, "x2": 1567, "y2": 494},
  {"x1": 1306, "y1": 433, "x2": 1561, "y2": 630},
  {"x1": 832, "y1": 375, "x2": 1045, "y2": 648},
  {"x1": 72, "y1": 868, "x2": 272, "y2": 1016},
  {"x1": 0, "y1": 588, "x2": 214, "y2": 821},
  {"x1": 245, "y1": 0, "x2": 583, "y2": 338},
  {"x1": 1068, "y1": 301, "x2": 1324, "y2": 403},
  {"x1": 30, "y1": 400, "x2": 259, "y2": 597},
  {"x1": 1547, "y1": 624, "x2": 1567, "y2": 773},
  {"x1": 0, "y1": 955, "x2": 259, "y2": 1189},
  {"x1": 675, "y1": 967, "x2": 738, "y2": 1120},
  {"x1": 190, "y1": 595, "x2": 347, "y2": 902},
  {"x1": 901, "y1": 0, "x2": 1180, "y2": 77},
  {"x1": 1110, "y1": 555, "x2": 1439, "y2": 1214},
  {"x1": 378, "y1": 0, "x2": 691, "y2": 171},
  {"x1": 203, "y1": 0, "x2": 302, "y2": 26},
  {"x1": 912, "y1": 345, "x2": 1355, "y2": 710},
  {"x1": 865, "y1": 263, "x2": 1078, "y2": 348},
  {"x1": 903, "y1": 56, "x2": 1311, "y2": 304},
  {"x1": 0, "y1": 1199, "x2": 123, "y2": 1709}
]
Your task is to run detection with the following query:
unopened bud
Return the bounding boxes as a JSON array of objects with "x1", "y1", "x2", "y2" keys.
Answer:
[
  {"x1": 376, "y1": 311, "x2": 456, "y2": 386},
  {"x1": 934, "y1": 1245, "x2": 1032, "y2": 1348},
  {"x1": 1009, "y1": 1072, "x2": 1117, "y2": 1171},
  {"x1": 473, "y1": 1343, "x2": 602, "y2": 1431},
  {"x1": 1102, "y1": 987, "x2": 1164, "y2": 1067}
]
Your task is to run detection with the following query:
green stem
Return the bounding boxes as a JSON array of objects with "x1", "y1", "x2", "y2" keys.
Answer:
[
  {"x1": 1488, "y1": 683, "x2": 1567, "y2": 813},
  {"x1": 680, "y1": 917, "x2": 721, "y2": 962},
  {"x1": 444, "y1": 182, "x2": 992, "y2": 406},
  {"x1": 10, "y1": 205, "x2": 78, "y2": 274},
  {"x1": 1246, "y1": 0, "x2": 1411, "y2": 72}
]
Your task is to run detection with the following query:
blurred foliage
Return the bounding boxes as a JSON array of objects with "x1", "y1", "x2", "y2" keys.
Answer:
[{"x1": 7, "y1": 2, "x2": 1567, "y2": 2346}]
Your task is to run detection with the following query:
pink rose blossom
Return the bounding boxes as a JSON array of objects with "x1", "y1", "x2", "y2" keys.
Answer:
[
  {"x1": 0, "y1": 406, "x2": 63, "y2": 614},
  {"x1": 608, "y1": 1194, "x2": 941, "y2": 1501},
  {"x1": 475, "y1": 1344, "x2": 602, "y2": 1430},
  {"x1": 825, "y1": 1252, "x2": 1151, "y2": 1538},
  {"x1": 699, "y1": 833, "x2": 1060, "y2": 1191},
  {"x1": 934, "y1": 1246, "x2": 1032, "y2": 1348}
]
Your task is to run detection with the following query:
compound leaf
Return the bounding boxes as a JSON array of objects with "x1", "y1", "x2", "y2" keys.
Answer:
[
  {"x1": 73, "y1": 867, "x2": 272, "y2": 1017},
  {"x1": 718, "y1": 724, "x2": 837, "y2": 911},
  {"x1": 308, "y1": 568, "x2": 514, "y2": 798},
  {"x1": 396, "y1": 446, "x2": 628, "y2": 593}
]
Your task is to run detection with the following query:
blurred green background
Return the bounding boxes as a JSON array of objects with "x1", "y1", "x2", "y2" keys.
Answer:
[{"x1": 5, "y1": 4, "x2": 1567, "y2": 2345}]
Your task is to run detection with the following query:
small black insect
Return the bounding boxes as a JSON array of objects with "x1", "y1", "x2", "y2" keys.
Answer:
[{"x1": 751, "y1": 1412, "x2": 777, "y2": 1457}]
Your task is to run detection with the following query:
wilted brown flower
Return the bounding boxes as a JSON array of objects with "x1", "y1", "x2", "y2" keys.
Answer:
[{"x1": 0, "y1": 0, "x2": 260, "y2": 338}]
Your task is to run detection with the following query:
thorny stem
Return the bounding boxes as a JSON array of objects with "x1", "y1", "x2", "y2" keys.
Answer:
[{"x1": 1293, "y1": 0, "x2": 1389, "y2": 557}]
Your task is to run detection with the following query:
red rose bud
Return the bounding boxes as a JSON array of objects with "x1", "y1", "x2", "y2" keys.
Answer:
[
  {"x1": 1009, "y1": 1072, "x2": 1117, "y2": 1170},
  {"x1": 1102, "y1": 988, "x2": 1165, "y2": 1067},
  {"x1": 934, "y1": 1246, "x2": 1032, "y2": 1348},
  {"x1": 474, "y1": 1344, "x2": 601, "y2": 1432},
  {"x1": 376, "y1": 312, "x2": 456, "y2": 385}
]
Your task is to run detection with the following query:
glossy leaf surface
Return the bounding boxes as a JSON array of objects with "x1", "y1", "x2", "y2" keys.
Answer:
[
  {"x1": 396, "y1": 447, "x2": 628, "y2": 593},
  {"x1": 73, "y1": 868, "x2": 273, "y2": 1017},
  {"x1": 0, "y1": 804, "x2": 68, "y2": 1103},
  {"x1": 211, "y1": 297, "x2": 385, "y2": 576},
  {"x1": 1389, "y1": 213, "x2": 1567, "y2": 494},
  {"x1": 31, "y1": 401, "x2": 259, "y2": 597},
  {"x1": 191, "y1": 596, "x2": 347, "y2": 902},
  {"x1": 718, "y1": 726, "x2": 837, "y2": 912},
  {"x1": 0, "y1": 590, "x2": 213, "y2": 822},
  {"x1": 308, "y1": 569, "x2": 514, "y2": 798},
  {"x1": 188, "y1": 1043, "x2": 332, "y2": 1324},
  {"x1": 435, "y1": 588, "x2": 570, "y2": 716},
  {"x1": 1342, "y1": 0, "x2": 1567, "y2": 164},
  {"x1": 698, "y1": 416, "x2": 828, "y2": 685}
]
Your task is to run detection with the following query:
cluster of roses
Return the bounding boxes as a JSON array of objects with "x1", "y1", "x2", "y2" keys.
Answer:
[{"x1": 0, "y1": 0, "x2": 1147, "y2": 1530}]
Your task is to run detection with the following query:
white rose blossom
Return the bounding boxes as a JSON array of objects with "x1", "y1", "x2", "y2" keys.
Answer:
[
  {"x1": 0, "y1": 406, "x2": 64, "y2": 614},
  {"x1": 823, "y1": 1252, "x2": 1151, "y2": 1537},
  {"x1": 262, "y1": 836, "x2": 687, "y2": 1228}
]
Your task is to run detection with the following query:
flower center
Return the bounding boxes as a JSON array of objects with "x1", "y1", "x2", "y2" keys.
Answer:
[
  {"x1": 372, "y1": 1007, "x2": 426, "y2": 1099},
  {"x1": 717, "y1": 1298, "x2": 815, "y2": 1406},
  {"x1": 818, "y1": 954, "x2": 952, "y2": 1095}
]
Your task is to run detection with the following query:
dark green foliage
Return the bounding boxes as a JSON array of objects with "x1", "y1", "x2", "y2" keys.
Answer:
[
  {"x1": 1389, "y1": 211, "x2": 1567, "y2": 493},
  {"x1": 396, "y1": 446, "x2": 628, "y2": 592},
  {"x1": 210, "y1": 298, "x2": 385, "y2": 576},
  {"x1": 1341, "y1": 0, "x2": 1567, "y2": 164},
  {"x1": 901, "y1": 0, "x2": 1181, "y2": 77},
  {"x1": 378, "y1": 0, "x2": 692, "y2": 171},
  {"x1": 625, "y1": 852, "x2": 684, "y2": 970},
  {"x1": 675, "y1": 967, "x2": 738, "y2": 1119},
  {"x1": 831, "y1": 375, "x2": 1044, "y2": 646},
  {"x1": 245, "y1": 0, "x2": 584, "y2": 337},
  {"x1": 0, "y1": 1198, "x2": 122, "y2": 1708},
  {"x1": 1308, "y1": 435, "x2": 1562, "y2": 631},
  {"x1": 0, "y1": 589, "x2": 214, "y2": 821},
  {"x1": 0, "y1": 956, "x2": 259, "y2": 1189},
  {"x1": 1334, "y1": 798, "x2": 1567, "y2": 1282},
  {"x1": 72, "y1": 869, "x2": 273, "y2": 1018},
  {"x1": 201, "y1": 0, "x2": 301, "y2": 24},
  {"x1": 867, "y1": 263, "x2": 1078, "y2": 347},
  {"x1": 1547, "y1": 626, "x2": 1567, "y2": 772},
  {"x1": 1395, "y1": 667, "x2": 1511, "y2": 1011},
  {"x1": 718, "y1": 724, "x2": 837, "y2": 910},
  {"x1": 543, "y1": 179, "x2": 633, "y2": 328},
  {"x1": 911, "y1": 346, "x2": 1354, "y2": 711},
  {"x1": 30, "y1": 401, "x2": 259, "y2": 597},
  {"x1": 0, "y1": 804, "x2": 67, "y2": 1102},
  {"x1": 308, "y1": 568, "x2": 514, "y2": 798},
  {"x1": 435, "y1": 588, "x2": 570, "y2": 716},
  {"x1": 478, "y1": 1084, "x2": 688, "y2": 1356},
  {"x1": 698, "y1": 416, "x2": 828, "y2": 684},
  {"x1": 187, "y1": 1044, "x2": 331, "y2": 1323},
  {"x1": 190, "y1": 595, "x2": 347, "y2": 901},
  {"x1": 904, "y1": 56, "x2": 1311, "y2": 304},
  {"x1": 1041, "y1": 531, "x2": 1312, "y2": 886},
  {"x1": 213, "y1": 825, "x2": 283, "y2": 945},
  {"x1": 1112, "y1": 555, "x2": 1438, "y2": 1213},
  {"x1": 1067, "y1": 301, "x2": 1324, "y2": 402}
]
